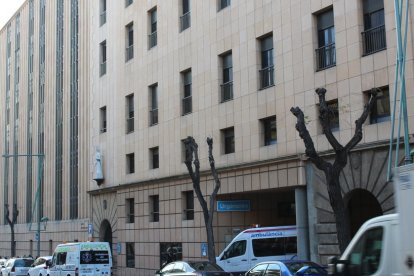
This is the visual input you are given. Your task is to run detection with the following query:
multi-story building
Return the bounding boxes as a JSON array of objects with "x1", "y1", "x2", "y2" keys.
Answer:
[
  {"x1": 0, "y1": 0, "x2": 90, "y2": 256},
  {"x1": 1, "y1": 0, "x2": 414, "y2": 275}
]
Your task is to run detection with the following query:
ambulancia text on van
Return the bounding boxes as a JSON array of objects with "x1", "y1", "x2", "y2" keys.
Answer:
[
  {"x1": 216, "y1": 226, "x2": 297, "y2": 276},
  {"x1": 48, "y1": 242, "x2": 112, "y2": 276}
]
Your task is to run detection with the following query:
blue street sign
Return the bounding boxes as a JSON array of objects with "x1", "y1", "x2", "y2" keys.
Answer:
[
  {"x1": 217, "y1": 200, "x2": 251, "y2": 212},
  {"x1": 201, "y1": 243, "x2": 207, "y2": 257},
  {"x1": 35, "y1": 232, "x2": 39, "y2": 241},
  {"x1": 88, "y1": 224, "x2": 93, "y2": 235}
]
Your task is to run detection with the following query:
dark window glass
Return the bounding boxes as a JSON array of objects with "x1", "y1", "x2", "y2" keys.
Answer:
[
  {"x1": 260, "y1": 35, "x2": 274, "y2": 88},
  {"x1": 223, "y1": 240, "x2": 246, "y2": 259},
  {"x1": 150, "y1": 84, "x2": 158, "y2": 125},
  {"x1": 362, "y1": 0, "x2": 386, "y2": 55},
  {"x1": 219, "y1": 0, "x2": 231, "y2": 10},
  {"x1": 183, "y1": 191, "x2": 194, "y2": 220},
  {"x1": 320, "y1": 99, "x2": 339, "y2": 131},
  {"x1": 127, "y1": 24, "x2": 133, "y2": 47},
  {"x1": 80, "y1": 251, "x2": 109, "y2": 264},
  {"x1": 252, "y1": 237, "x2": 297, "y2": 257},
  {"x1": 183, "y1": 0, "x2": 190, "y2": 14},
  {"x1": 247, "y1": 263, "x2": 268, "y2": 276},
  {"x1": 347, "y1": 227, "x2": 383, "y2": 275},
  {"x1": 188, "y1": 262, "x2": 225, "y2": 271},
  {"x1": 126, "y1": 94, "x2": 134, "y2": 132},
  {"x1": 151, "y1": 147, "x2": 159, "y2": 169},
  {"x1": 222, "y1": 127, "x2": 235, "y2": 154},
  {"x1": 150, "y1": 195, "x2": 159, "y2": 222},
  {"x1": 369, "y1": 87, "x2": 390, "y2": 124},
  {"x1": 148, "y1": 8, "x2": 157, "y2": 48},
  {"x1": 126, "y1": 198, "x2": 134, "y2": 223},
  {"x1": 221, "y1": 53, "x2": 233, "y2": 102},
  {"x1": 100, "y1": 106, "x2": 107, "y2": 133},
  {"x1": 316, "y1": 9, "x2": 336, "y2": 70},
  {"x1": 151, "y1": 9, "x2": 157, "y2": 33},
  {"x1": 126, "y1": 243, "x2": 135, "y2": 268},
  {"x1": 265, "y1": 263, "x2": 282, "y2": 276},
  {"x1": 182, "y1": 70, "x2": 192, "y2": 114},
  {"x1": 126, "y1": 153, "x2": 135, "y2": 174},
  {"x1": 14, "y1": 259, "x2": 34, "y2": 267},
  {"x1": 262, "y1": 116, "x2": 277, "y2": 146}
]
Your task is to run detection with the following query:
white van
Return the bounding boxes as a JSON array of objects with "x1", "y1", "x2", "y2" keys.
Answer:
[
  {"x1": 216, "y1": 226, "x2": 297, "y2": 275},
  {"x1": 48, "y1": 242, "x2": 112, "y2": 276}
]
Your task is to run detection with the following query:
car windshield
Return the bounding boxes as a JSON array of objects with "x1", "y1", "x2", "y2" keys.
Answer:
[
  {"x1": 80, "y1": 251, "x2": 109, "y2": 264},
  {"x1": 285, "y1": 262, "x2": 323, "y2": 274},
  {"x1": 14, "y1": 259, "x2": 34, "y2": 267},
  {"x1": 188, "y1": 262, "x2": 224, "y2": 271}
]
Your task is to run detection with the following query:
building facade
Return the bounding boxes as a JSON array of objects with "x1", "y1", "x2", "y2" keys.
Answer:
[{"x1": 1, "y1": 0, "x2": 414, "y2": 275}]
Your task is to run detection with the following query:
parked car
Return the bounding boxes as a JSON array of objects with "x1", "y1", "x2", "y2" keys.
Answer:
[
  {"x1": 245, "y1": 260, "x2": 327, "y2": 276},
  {"x1": 0, "y1": 258, "x2": 34, "y2": 276},
  {"x1": 155, "y1": 261, "x2": 232, "y2": 276},
  {"x1": 28, "y1": 256, "x2": 52, "y2": 276}
]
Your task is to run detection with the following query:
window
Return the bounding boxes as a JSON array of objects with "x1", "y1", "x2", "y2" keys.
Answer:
[
  {"x1": 150, "y1": 147, "x2": 159, "y2": 169},
  {"x1": 126, "y1": 198, "x2": 134, "y2": 223},
  {"x1": 246, "y1": 264, "x2": 269, "y2": 276},
  {"x1": 126, "y1": 243, "x2": 135, "y2": 268},
  {"x1": 347, "y1": 227, "x2": 383, "y2": 275},
  {"x1": 316, "y1": 9, "x2": 336, "y2": 70},
  {"x1": 149, "y1": 84, "x2": 158, "y2": 126},
  {"x1": 125, "y1": 23, "x2": 134, "y2": 61},
  {"x1": 182, "y1": 69, "x2": 192, "y2": 115},
  {"x1": 100, "y1": 40, "x2": 107, "y2": 76},
  {"x1": 222, "y1": 240, "x2": 246, "y2": 259},
  {"x1": 218, "y1": 0, "x2": 231, "y2": 11},
  {"x1": 261, "y1": 116, "x2": 277, "y2": 146},
  {"x1": 222, "y1": 127, "x2": 235, "y2": 154},
  {"x1": 100, "y1": 106, "x2": 107, "y2": 133},
  {"x1": 149, "y1": 195, "x2": 159, "y2": 222},
  {"x1": 125, "y1": 0, "x2": 133, "y2": 7},
  {"x1": 259, "y1": 35, "x2": 274, "y2": 89},
  {"x1": 126, "y1": 94, "x2": 134, "y2": 133},
  {"x1": 362, "y1": 0, "x2": 386, "y2": 55},
  {"x1": 326, "y1": 99, "x2": 339, "y2": 131},
  {"x1": 80, "y1": 250, "x2": 109, "y2": 264},
  {"x1": 126, "y1": 153, "x2": 135, "y2": 174},
  {"x1": 252, "y1": 237, "x2": 297, "y2": 257},
  {"x1": 182, "y1": 191, "x2": 194, "y2": 220},
  {"x1": 221, "y1": 52, "x2": 233, "y2": 102},
  {"x1": 160, "y1": 243, "x2": 183, "y2": 265},
  {"x1": 368, "y1": 87, "x2": 390, "y2": 124},
  {"x1": 181, "y1": 139, "x2": 187, "y2": 163},
  {"x1": 100, "y1": 0, "x2": 106, "y2": 26},
  {"x1": 180, "y1": 0, "x2": 191, "y2": 31},
  {"x1": 148, "y1": 8, "x2": 157, "y2": 49}
]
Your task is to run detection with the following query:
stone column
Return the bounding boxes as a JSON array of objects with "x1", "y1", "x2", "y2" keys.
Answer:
[{"x1": 295, "y1": 187, "x2": 310, "y2": 260}]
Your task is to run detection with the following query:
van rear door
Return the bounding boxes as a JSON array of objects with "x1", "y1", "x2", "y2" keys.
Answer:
[{"x1": 79, "y1": 249, "x2": 111, "y2": 276}]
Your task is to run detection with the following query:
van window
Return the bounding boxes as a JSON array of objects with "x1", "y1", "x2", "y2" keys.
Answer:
[
  {"x1": 252, "y1": 237, "x2": 297, "y2": 257},
  {"x1": 224, "y1": 240, "x2": 247, "y2": 259},
  {"x1": 347, "y1": 227, "x2": 383, "y2": 275},
  {"x1": 56, "y1": 252, "x2": 67, "y2": 265},
  {"x1": 80, "y1": 250, "x2": 110, "y2": 264}
]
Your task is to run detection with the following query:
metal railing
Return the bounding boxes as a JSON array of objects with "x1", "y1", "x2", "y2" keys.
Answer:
[
  {"x1": 150, "y1": 108, "x2": 158, "y2": 125},
  {"x1": 100, "y1": 61, "x2": 106, "y2": 76},
  {"x1": 180, "y1": 12, "x2": 191, "y2": 31},
  {"x1": 362, "y1": 25, "x2": 386, "y2": 56},
  {"x1": 259, "y1": 66, "x2": 274, "y2": 89},
  {"x1": 315, "y1": 43, "x2": 336, "y2": 71},
  {"x1": 148, "y1": 31, "x2": 157, "y2": 49},
  {"x1": 126, "y1": 117, "x2": 134, "y2": 133},
  {"x1": 182, "y1": 95, "x2": 192, "y2": 115},
  {"x1": 221, "y1": 81, "x2": 233, "y2": 102},
  {"x1": 100, "y1": 11, "x2": 106, "y2": 26},
  {"x1": 125, "y1": 45, "x2": 134, "y2": 61}
]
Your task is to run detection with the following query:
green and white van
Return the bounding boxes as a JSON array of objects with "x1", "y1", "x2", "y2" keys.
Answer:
[{"x1": 48, "y1": 242, "x2": 112, "y2": 276}]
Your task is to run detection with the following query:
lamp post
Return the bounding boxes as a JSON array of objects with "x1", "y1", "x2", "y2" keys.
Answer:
[{"x1": 37, "y1": 216, "x2": 48, "y2": 257}]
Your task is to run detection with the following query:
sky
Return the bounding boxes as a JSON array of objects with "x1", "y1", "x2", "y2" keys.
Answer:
[{"x1": 0, "y1": 0, "x2": 26, "y2": 30}]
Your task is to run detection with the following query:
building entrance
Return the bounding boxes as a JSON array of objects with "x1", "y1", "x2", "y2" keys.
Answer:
[{"x1": 99, "y1": 219, "x2": 113, "y2": 251}]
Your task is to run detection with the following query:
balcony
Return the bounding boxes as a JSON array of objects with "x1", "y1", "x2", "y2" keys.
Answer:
[
  {"x1": 180, "y1": 12, "x2": 191, "y2": 32},
  {"x1": 220, "y1": 81, "x2": 233, "y2": 102},
  {"x1": 148, "y1": 31, "x2": 157, "y2": 49},
  {"x1": 182, "y1": 95, "x2": 192, "y2": 115},
  {"x1": 259, "y1": 66, "x2": 274, "y2": 89},
  {"x1": 149, "y1": 108, "x2": 158, "y2": 126},
  {"x1": 125, "y1": 45, "x2": 134, "y2": 62},
  {"x1": 100, "y1": 11, "x2": 106, "y2": 26},
  {"x1": 362, "y1": 25, "x2": 386, "y2": 56},
  {"x1": 315, "y1": 43, "x2": 336, "y2": 71},
  {"x1": 100, "y1": 61, "x2": 106, "y2": 76}
]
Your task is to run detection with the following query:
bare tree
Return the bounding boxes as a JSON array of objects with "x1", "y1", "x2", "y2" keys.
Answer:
[
  {"x1": 5, "y1": 203, "x2": 19, "y2": 257},
  {"x1": 290, "y1": 87, "x2": 377, "y2": 253},
  {"x1": 184, "y1": 136, "x2": 221, "y2": 263}
]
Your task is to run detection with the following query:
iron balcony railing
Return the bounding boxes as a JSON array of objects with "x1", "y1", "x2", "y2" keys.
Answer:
[
  {"x1": 182, "y1": 95, "x2": 192, "y2": 115},
  {"x1": 259, "y1": 66, "x2": 274, "y2": 89},
  {"x1": 221, "y1": 81, "x2": 233, "y2": 102},
  {"x1": 150, "y1": 108, "x2": 158, "y2": 126},
  {"x1": 362, "y1": 25, "x2": 386, "y2": 56},
  {"x1": 180, "y1": 12, "x2": 191, "y2": 31},
  {"x1": 126, "y1": 117, "x2": 134, "y2": 133},
  {"x1": 125, "y1": 45, "x2": 134, "y2": 61},
  {"x1": 148, "y1": 31, "x2": 157, "y2": 49},
  {"x1": 100, "y1": 11, "x2": 106, "y2": 26},
  {"x1": 315, "y1": 43, "x2": 336, "y2": 71},
  {"x1": 100, "y1": 61, "x2": 106, "y2": 76}
]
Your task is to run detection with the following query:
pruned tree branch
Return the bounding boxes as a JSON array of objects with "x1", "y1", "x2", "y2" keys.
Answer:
[
  {"x1": 290, "y1": 106, "x2": 330, "y2": 172},
  {"x1": 316, "y1": 88, "x2": 343, "y2": 152},
  {"x1": 345, "y1": 88, "x2": 378, "y2": 151}
]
